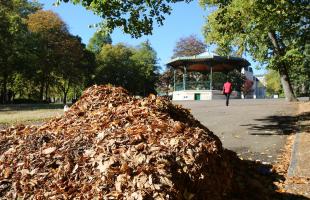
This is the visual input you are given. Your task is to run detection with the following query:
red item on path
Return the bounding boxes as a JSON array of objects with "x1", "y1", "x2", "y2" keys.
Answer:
[{"x1": 223, "y1": 82, "x2": 232, "y2": 94}]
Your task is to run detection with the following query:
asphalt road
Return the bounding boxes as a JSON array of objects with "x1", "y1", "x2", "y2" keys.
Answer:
[{"x1": 174, "y1": 99, "x2": 298, "y2": 164}]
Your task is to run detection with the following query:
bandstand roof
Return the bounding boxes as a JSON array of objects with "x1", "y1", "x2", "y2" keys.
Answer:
[{"x1": 166, "y1": 52, "x2": 250, "y2": 72}]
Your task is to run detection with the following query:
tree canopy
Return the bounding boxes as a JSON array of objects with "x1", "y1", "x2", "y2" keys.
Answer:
[
  {"x1": 27, "y1": 10, "x2": 68, "y2": 34},
  {"x1": 87, "y1": 31, "x2": 112, "y2": 54},
  {"x1": 26, "y1": 10, "x2": 96, "y2": 104},
  {"x1": 265, "y1": 69, "x2": 282, "y2": 97},
  {"x1": 95, "y1": 42, "x2": 159, "y2": 96},
  {"x1": 1, "y1": 1, "x2": 163, "y2": 104},
  {"x1": 2, "y1": 0, "x2": 308, "y2": 104},
  {"x1": 131, "y1": 41, "x2": 159, "y2": 95},
  {"x1": 0, "y1": 7, "x2": 96, "y2": 104},
  {"x1": 27, "y1": 10, "x2": 70, "y2": 101},
  {"x1": 57, "y1": 0, "x2": 193, "y2": 38},
  {"x1": 0, "y1": 0, "x2": 41, "y2": 103},
  {"x1": 200, "y1": 0, "x2": 309, "y2": 101},
  {"x1": 172, "y1": 35, "x2": 206, "y2": 58}
]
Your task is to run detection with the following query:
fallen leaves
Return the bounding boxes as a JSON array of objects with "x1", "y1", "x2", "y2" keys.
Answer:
[
  {"x1": 42, "y1": 147, "x2": 57, "y2": 155},
  {"x1": 0, "y1": 85, "x2": 233, "y2": 199}
]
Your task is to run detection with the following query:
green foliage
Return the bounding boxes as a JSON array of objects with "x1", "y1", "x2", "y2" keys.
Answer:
[
  {"x1": 81, "y1": 48, "x2": 97, "y2": 87},
  {"x1": 95, "y1": 43, "x2": 135, "y2": 90},
  {"x1": 0, "y1": 0, "x2": 41, "y2": 103},
  {"x1": 26, "y1": 10, "x2": 70, "y2": 101},
  {"x1": 57, "y1": 0, "x2": 193, "y2": 38},
  {"x1": 265, "y1": 70, "x2": 282, "y2": 96},
  {"x1": 95, "y1": 42, "x2": 159, "y2": 96},
  {"x1": 290, "y1": 44, "x2": 310, "y2": 96},
  {"x1": 54, "y1": 35, "x2": 90, "y2": 104},
  {"x1": 131, "y1": 40, "x2": 160, "y2": 95},
  {"x1": 87, "y1": 31, "x2": 112, "y2": 53},
  {"x1": 2, "y1": 1, "x2": 165, "y2": 103},
  {"x1": 200, "y1": 0, "x2": 309, "y2": 101},
  {"x1": 24, "y1": 10, "x2": 96, "y2": 104},
  {"x1": 0, "y1": 2, "x2": 97, "y2": 104},
  {"x1": 212, "y1": 70, "x2": 245, "y2": 91}
]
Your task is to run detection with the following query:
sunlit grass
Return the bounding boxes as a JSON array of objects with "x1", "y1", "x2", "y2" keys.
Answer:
[{"x1": 0, "y1": 104, "x2": 64, "y2": 126}]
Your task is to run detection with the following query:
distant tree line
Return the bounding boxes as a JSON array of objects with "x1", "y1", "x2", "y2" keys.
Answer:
[
  {"x1": 64, "y1": 0, "x2": 309, "y2": 101},
  {"x1": 0, "y1": 0, "x2": 159, "y2": 104},
  {"x1": 2, "y1": 0, "x2": 308, "y2": 104}
]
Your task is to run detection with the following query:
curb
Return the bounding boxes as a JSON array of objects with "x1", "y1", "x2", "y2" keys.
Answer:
[
  {"x1": 287, "y1": 106, "x2": 302, "y2": 178},
  {"x1": 287, "y1": 131, "x2": 301, "y2": 177}
]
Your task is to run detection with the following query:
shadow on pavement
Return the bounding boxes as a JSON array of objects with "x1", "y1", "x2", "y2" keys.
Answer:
[
  {"x1": 226, "y1": 150, "x2": 309, "y2": 200},
  {"x1": 240, "y1": 112, "x2": 310, "y2": 136}
]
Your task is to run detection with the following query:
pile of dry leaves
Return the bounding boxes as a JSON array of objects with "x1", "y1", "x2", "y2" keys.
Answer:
[{"x1": 1, "y1": 85, "x2": 237, "y2": 200}]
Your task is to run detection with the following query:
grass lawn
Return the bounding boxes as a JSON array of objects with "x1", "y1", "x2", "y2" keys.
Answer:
[{"x1": 0, "y1": 104, "x2": 64, "y2": 127}]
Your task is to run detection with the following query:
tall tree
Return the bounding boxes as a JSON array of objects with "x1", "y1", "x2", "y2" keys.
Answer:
[
  {"x1": 95, "y1": 42, "x2": 159, "y2": 96},
  {"x1": 27, "y1": 11, "x2": 95, "y2": 103},
  {"x1": 131, "y1": 40, "x2": 159, "y2": 95},
  {"x1": 87, "y1": 31, "x2": 112, "y2": 54},
  {"x1": 95, "y1": 43, "x2": 138, "y2": 93},
  {"x1": 200, "y1": 0, "x2": 309, "y2": 101},
  {"x1": 27, "y1": 10, "x2": 69, "y2": 101},
  {"x1": 54, "y1": 35, "x2": 86, "y2": 104},
  {"x1": 81, "y1": 48, "x2": 96, "y2": 87},
  {"x1": 172, "y1": 35, "x2": 206, "y2": 58},
  {"x1": 0, "y1": 0, "x2": 40, "y2": 103}
]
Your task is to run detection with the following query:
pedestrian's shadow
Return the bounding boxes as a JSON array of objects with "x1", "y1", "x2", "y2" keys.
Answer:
[
  {"x1": 226, "y1": 150, "x2": 309, "y2": 200},
  {"x1": 240, "y1": 112, "x2": 310, "y2": 135}
]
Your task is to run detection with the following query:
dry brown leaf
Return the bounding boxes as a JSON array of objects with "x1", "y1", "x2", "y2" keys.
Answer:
[{"x1": 42, "y1": 147, "x2": 56, "y2": 154}]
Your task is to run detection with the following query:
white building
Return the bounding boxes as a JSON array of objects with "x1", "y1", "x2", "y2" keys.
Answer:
[
  {"x1": 241, "y1": 66, "x2": 266, "y2": 99},
  {"x1": 254, "y1": 75, "x2": 267, "y2": 98}
]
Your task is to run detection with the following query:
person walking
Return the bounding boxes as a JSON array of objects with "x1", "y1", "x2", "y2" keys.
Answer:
[{"x1": 223, "y1": 80, "x2": 232, "y2": 106}]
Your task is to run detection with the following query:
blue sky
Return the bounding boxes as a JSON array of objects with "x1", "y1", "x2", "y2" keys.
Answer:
[{"x1": 38, "y1": 0, "x2": 265, "y2": 74}]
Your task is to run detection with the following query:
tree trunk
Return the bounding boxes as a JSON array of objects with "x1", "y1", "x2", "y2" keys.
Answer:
[
  {"x1": 279, "y1": 66, "x2": 298, "y2": 101},
  {"x1": 40, "y1": 79, "x2": 44, "y2": 101},
  {"x1": 45, "y1": 81, "x2": 49, "y2": 102},
  {"x1": 268, "y1": 32, "x2": 297, "y2": 102},
  {"x1": 1, "y1": 75, "x2": 8, "y2": 104},
  {"x1": 62, "y1": 81, "x2": 70, "y2": 105},
  {"x1": 63, "y1": 91, "x2": 67, "y2": 105}
]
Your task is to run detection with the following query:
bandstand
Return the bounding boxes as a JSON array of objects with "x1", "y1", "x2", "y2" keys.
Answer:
[{"x1": 166, "y1": 52, "x2": 250, "y2": 100}]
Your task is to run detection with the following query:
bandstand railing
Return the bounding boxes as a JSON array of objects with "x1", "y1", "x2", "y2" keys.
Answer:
[{"x1": 174, "y1": 81, "x2": 211, "y2": 91}]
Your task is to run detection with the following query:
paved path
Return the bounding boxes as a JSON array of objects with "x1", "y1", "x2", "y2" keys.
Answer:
[{"x1": 174, "y1": 99, "x2": 297, "y2": 164}]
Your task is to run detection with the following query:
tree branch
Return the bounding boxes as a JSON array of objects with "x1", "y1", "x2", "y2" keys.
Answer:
[{"x1": 268, "y1": 31, "x2": 284, "y2": 56}]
